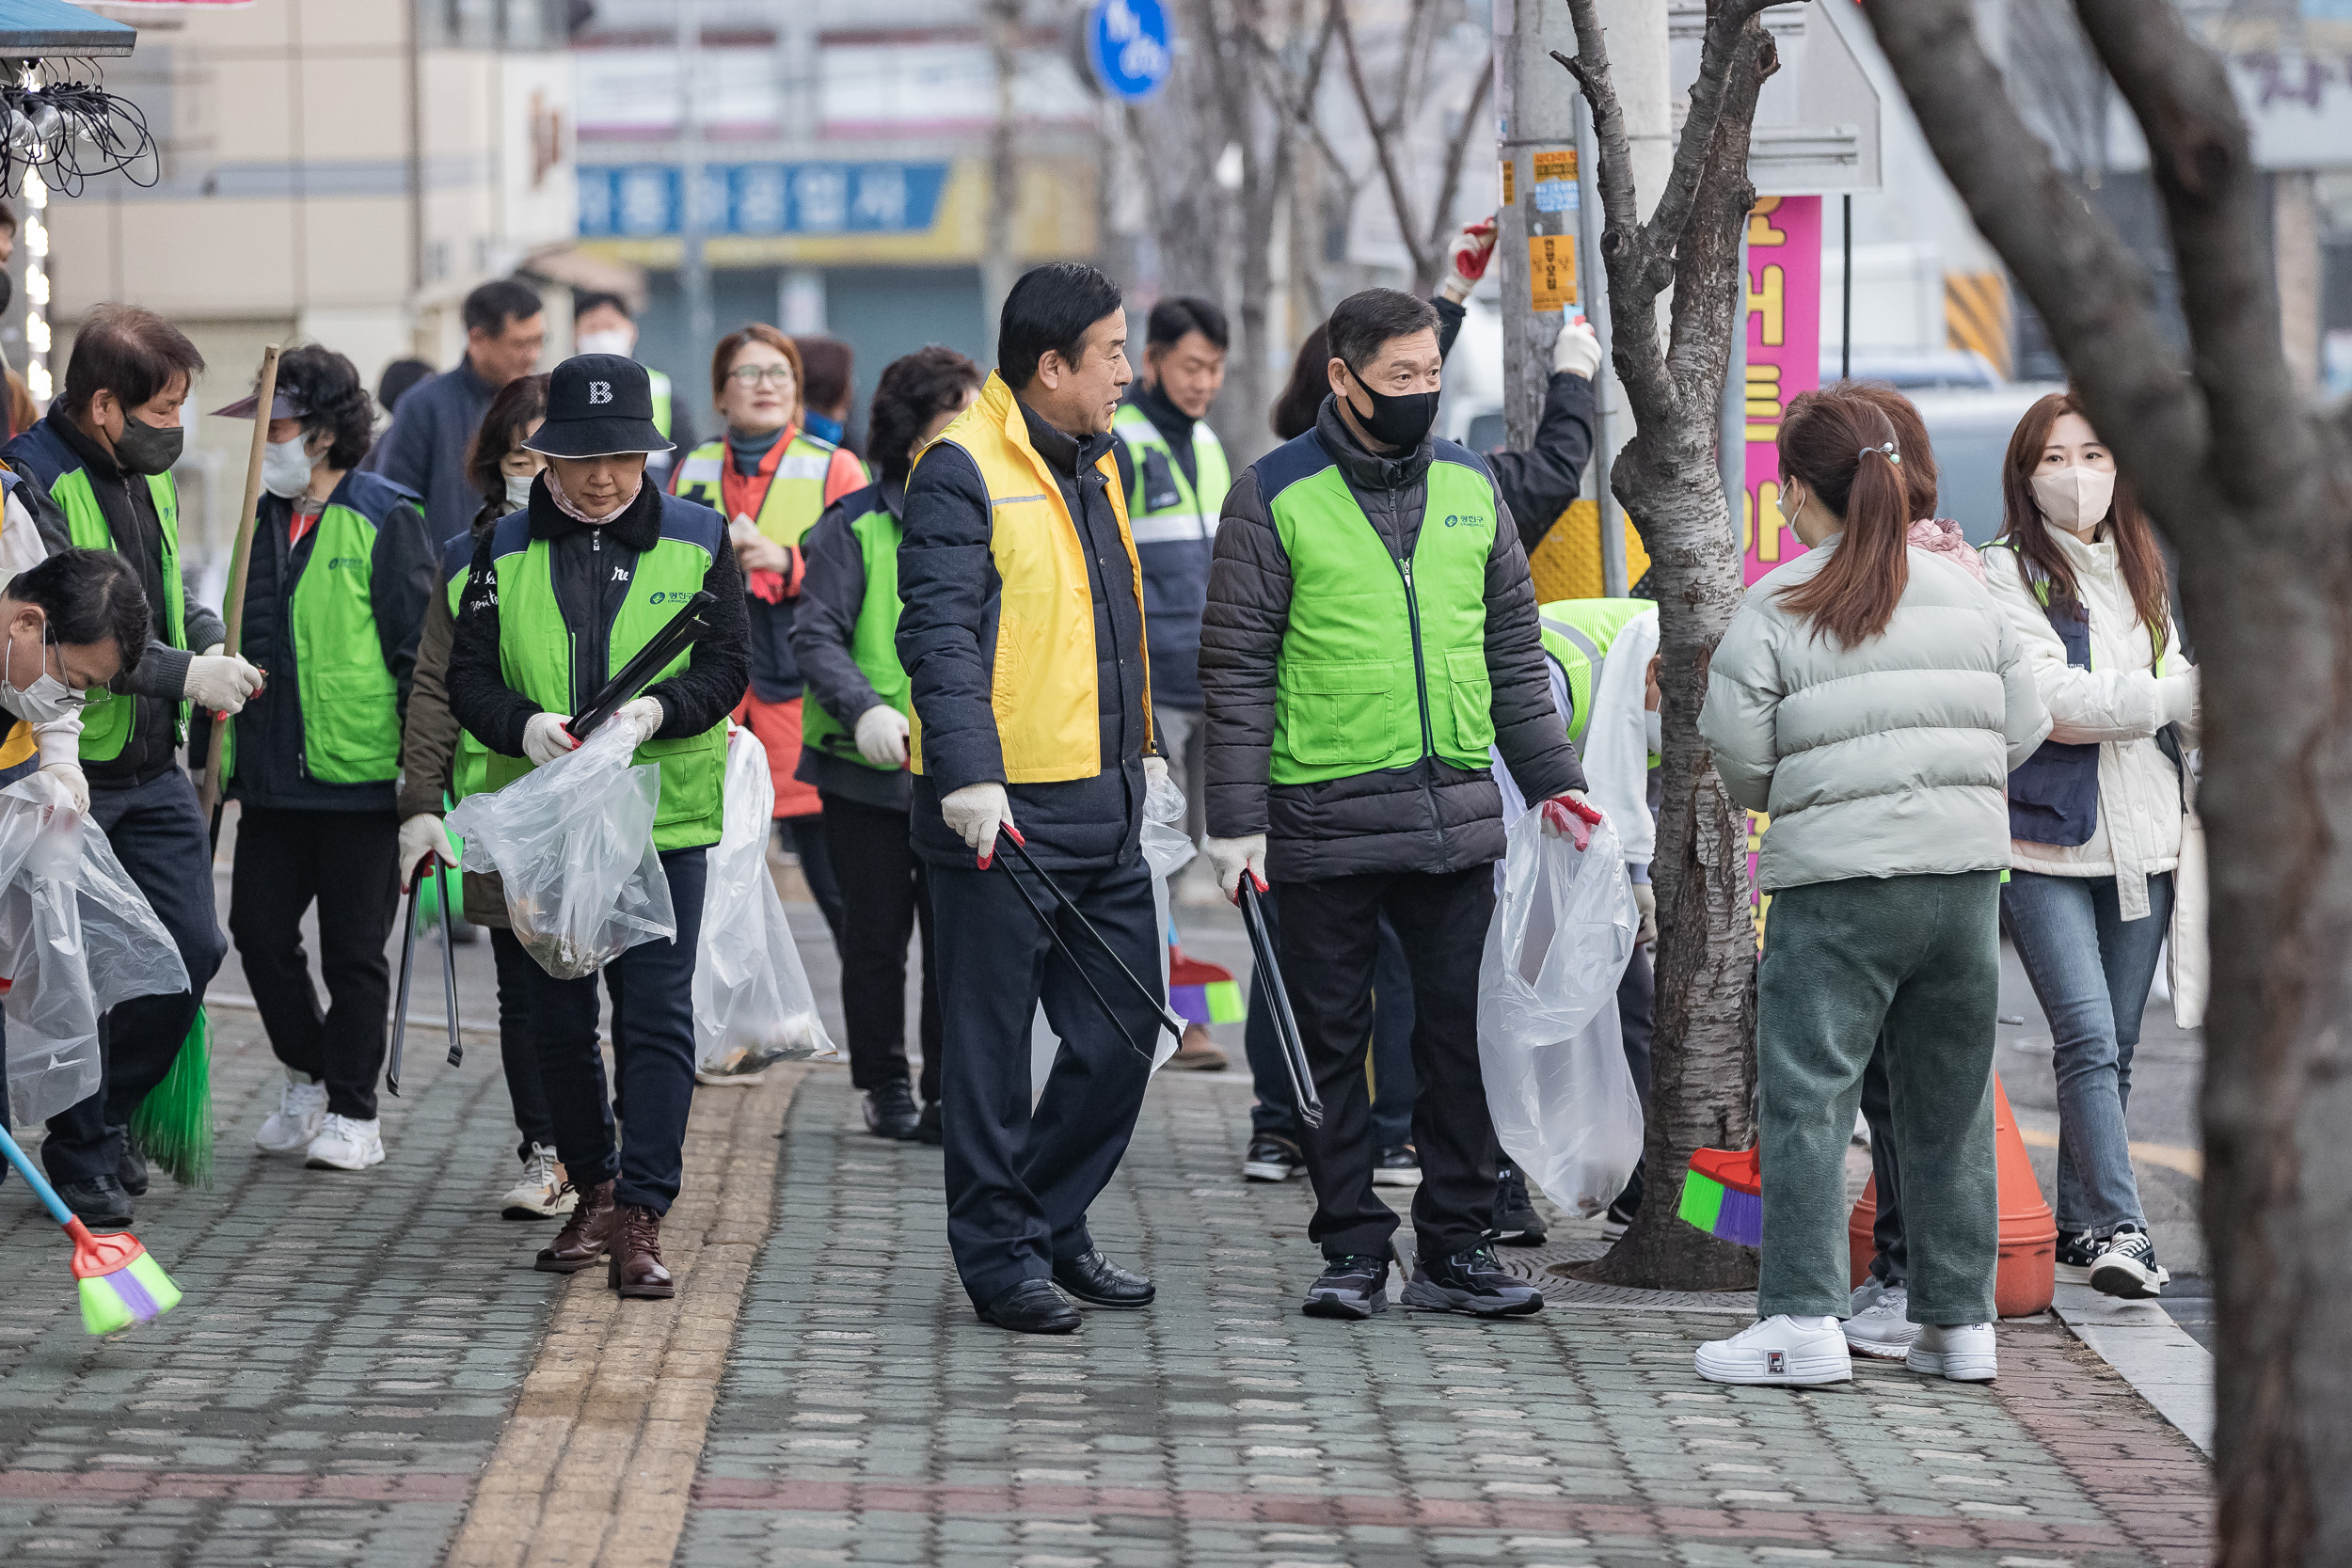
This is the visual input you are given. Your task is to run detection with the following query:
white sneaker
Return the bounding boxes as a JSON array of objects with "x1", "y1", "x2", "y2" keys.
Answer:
[
  {"x1": 1906, "y1": 1322, "x2": 1997, "y2": 1382},
  {"x1": 1842, "y1": 1282, "x2": 1920, "y2": 1360},
  {"x1": 501, "y1": 1143, "x2": 577, "y2": 1220},
  {"x1": 304, "y1": 1113, "x2": 386, "y2": 1171},
  {"x1": 255, "y1": 1076, "x2": 329, "y2": 1154},
  {"x1": 1694, "y1": 1315, "x2": 1852, "y2": 1386}
]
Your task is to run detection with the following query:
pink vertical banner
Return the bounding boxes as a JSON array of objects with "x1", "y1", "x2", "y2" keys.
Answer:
[{"x1": 1740, "y1": 196, "x2": 1822, "y2": 585}]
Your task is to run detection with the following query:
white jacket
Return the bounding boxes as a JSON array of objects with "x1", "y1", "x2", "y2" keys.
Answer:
[
  {"x1": 1980, "y1": 528, "x2": 2198, "y2": 921},
  {"x1": 1699, "y1": 540, "x2": 2051, "y2": 893}
]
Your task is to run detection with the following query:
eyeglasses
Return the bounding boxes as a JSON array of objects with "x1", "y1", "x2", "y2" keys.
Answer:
[{"x1": 726, "y1": 365, "x2": 795, "y2": 387}]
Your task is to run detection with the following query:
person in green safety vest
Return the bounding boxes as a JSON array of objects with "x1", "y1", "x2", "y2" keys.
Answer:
[
  {"x1": 670, "y1": 324, "x2": 866, "y2": 952},
  {"x1": 573, "y1": 290, "x2": 694, "y2": 490},
  {"x1": 446, "y1": 354, "x2": 751, "y2": 1301},
  {"x1": 1200, "y1": 287, "x2": 1598, "y2": 1323},
  {"x1": 788, "y1": 344, "x2": 982, "y2": 1147},
  {"x1": 0, "y1": 305, "x2": 258, "y2": 1229},
  {"x1": 213, "y1": 345, "x2": 439, "y2": 1178}
]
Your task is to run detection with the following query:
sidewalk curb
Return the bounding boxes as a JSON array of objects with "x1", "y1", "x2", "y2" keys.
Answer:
[{"x1": 2049, "y1": 1281, "x2": 2214, "y2": 1456}]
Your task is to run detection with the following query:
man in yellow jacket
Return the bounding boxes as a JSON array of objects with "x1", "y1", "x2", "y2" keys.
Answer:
[{"x1": 898, "y1": 262, "x2": 1168, "y2": 1335}]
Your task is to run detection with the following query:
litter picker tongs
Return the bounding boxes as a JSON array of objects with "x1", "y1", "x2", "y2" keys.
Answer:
[
  {"x1": 565, "y1": 590, "x2": 721, "y2": 743},
  {"x1": 387, "y1": 863, "x2": 462, "y2": 1095},
  {"x1": 990, "y1": 825, "x2": 1185, "y2": 1065},
  {"x1": 1236, "y1": 877, "x2": 1322, "y2": 1130}
]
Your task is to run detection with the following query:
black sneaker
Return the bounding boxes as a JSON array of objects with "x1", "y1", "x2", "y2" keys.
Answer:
[
  {"x1": 2088, "y1": 1223, "x2": 2169, "y2": 1300},
  {"x1": 118, "y1": 1140, "x2": 151, "y2": 1197},
  {"x1": 1241, "y1": 1134, "x2": 1304, "y2": 1182},
  {"x1": 1372, "y1": 1144, "x2": 1422, "y2": 1188},
  {"x1": 863, "y1": 1080, "x2": 921, "y2": 1140},
  {"x1": 1489, "y1": 1165, "x2": 1546, "y2": 1246},
  {"x1": 1601, "y1": 1157, "x2": 1645, "y2": 1241},
  {"x1": 54, "y1": 1174, "x2": 134, "y2": 1229},
  {"x1": 2054, "y1": 1228, "x2": 2099, "y2": 1286},
  {"x1": 915, "y1": 1101, "x2": 944, "y2": 1147},
  {"x1": 1401, "y1": 1244, "x2": 1545, "y2": 1317},
  {"x1": 1302, "y1": 1254, "x2": 1391, "y2": 1320}
]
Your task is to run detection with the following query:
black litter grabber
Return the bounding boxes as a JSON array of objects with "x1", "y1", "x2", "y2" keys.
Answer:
[
  {"x1": 1237, "y1": 877, "x2": 1322, "y2": 1130},
  {"x1": 436, "y1": 865, "x2": 463, "y2": 1068},
  {"x1": 994, "y1": 826, "x2": 1187, "y2": 1045},
  {"x1": 566, "y1": 590, "x2": 720, "y2": 743},
  {"x1": 989, "y1": 849, "x2": 1154, "y2": 1067},
  {"x1": 387, "y1": 870, "x2": 423, "y2": 1096}
]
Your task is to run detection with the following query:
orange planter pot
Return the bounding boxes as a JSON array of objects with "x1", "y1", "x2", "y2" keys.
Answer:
[{"x1": 1847, "y1": 1074, "x2": 2056, "y2": 1319}]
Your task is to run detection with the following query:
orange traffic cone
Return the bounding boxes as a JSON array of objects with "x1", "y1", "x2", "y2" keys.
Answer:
[{"x1": 1847, "y1": 1072, "x2": 2056, "y2": 1318}]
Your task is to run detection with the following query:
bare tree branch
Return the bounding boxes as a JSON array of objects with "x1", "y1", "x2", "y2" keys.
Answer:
[
  {"x1": 1419, "y1": 64, "x2": 1491, "y2": 270},
  {"x1": 1331, "y1": 0, "x2": 1434, "y2": 280},
  {"x1": 1663, "y1": 20, "x2": 1773, "y2": 397}
]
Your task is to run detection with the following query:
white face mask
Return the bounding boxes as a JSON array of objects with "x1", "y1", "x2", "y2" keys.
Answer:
[
  {"x1": 2030, "y1": 465, "x2": 2116, "y2": 534},
  {"x1": 575, "y1": 328, "x2": 633, "y2": 358},
  {"x1": 1645, "y1": 707, "x2": 1662, "y2": 758},
  {"x1": 261, "y1": 434, "x2": 316, "y2": 499},
  {"x1": 504, "y1": 471, "x2": 537, "y2": 508},
  {"x1": 5, "y1": 629, "x2": 81, "y2": 725}
]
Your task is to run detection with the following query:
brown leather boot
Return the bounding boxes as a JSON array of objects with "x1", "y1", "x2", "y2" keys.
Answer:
[
  {"x1": 533, "y1": 1180, "x2": 616, "y2": 1274},
  {"x1": 609, "y1": 1203, "x2": 675, "y2": 1299}
]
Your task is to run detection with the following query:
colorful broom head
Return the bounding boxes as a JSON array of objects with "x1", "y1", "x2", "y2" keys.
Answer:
[
  {"x1": 1677, "y1": 1144, "x2": 1763, "y2": 1248},
  {"x1": 66, "y1": 1220, "x2": 182, "y2": 1335},
  {"x1": 1167, "y1": 950, "x2": 1246, "y2": 1027},
  {"x1": 128, "y1": 1009, "x2": 213, "y2": 1189}
]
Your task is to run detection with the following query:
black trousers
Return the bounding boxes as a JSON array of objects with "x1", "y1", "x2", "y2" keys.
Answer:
[
  {"x1": 43, "y1": 768, "x2": 229, "y2": 1184},
  {"x1": 228, "y1": 806, "x2": 401, "y2": 1121},
  {"x1": 491, "y1": 926, "x2": 559, "y2": 1160},
  {"x1": 930, "y1": 854, "x2": 1159, "y2": 1307},
  {"x1": 524, "y1": 847, "x2": 705, "y2": 1214},
  {"x1": 1246, "y1": 898, "x2": 1419, "y2": 1148},
  {"x1": 784, "y1": 814, "x2": 845, "y2": 952},
  {"x1": 820, "y1": 791, "x2": 941, "y2": 1103},
  {"x1": 1279, "y1": 866, "x2": 1497, "y2": 1262}
]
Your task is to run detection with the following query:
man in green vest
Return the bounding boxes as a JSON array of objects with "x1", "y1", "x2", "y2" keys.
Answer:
[
  {"x1": 1200, "y1": 287, "x2": 1597, "y2": 1323},
  {"x1": 1111, "y1": 295, "x2": 1232, "y2": 1071},
  {"x1": 446, "y1": 354, "x2": 750, "y2": 1300},
  {"x1": 1, "y1": 305, "x2": 262, "y2": 1227},
  {"x1": 212, "y1": 345, "x2": 438, "y2": 1177},
  {"x1": 573, "y1": 291, "x2": 693, "y2": 490}
]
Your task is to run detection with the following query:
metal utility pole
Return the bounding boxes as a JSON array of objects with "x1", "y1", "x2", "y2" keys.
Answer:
[
  {"x1": 981, "y1": 0, "x2": 1022, "y2": 367},
  {"x1": 676, "y1": 1, "x2": 714, "y2": 366}
]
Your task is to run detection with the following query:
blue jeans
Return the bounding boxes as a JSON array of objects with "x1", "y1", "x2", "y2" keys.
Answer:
[{"x1": 2000, "y1": 870, "x2": 2172, "y2": 1238}]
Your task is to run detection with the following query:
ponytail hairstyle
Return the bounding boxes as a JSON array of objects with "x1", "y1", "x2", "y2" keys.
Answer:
[
  {"x1": 1994, "y1": 390, "x2": 2169, "y2": 640},
  {"x1": 1848, "y1": 380, "x2": 1939, "y2": 522},
  {"x1": 1772, "y1": 383, "x2": 1915, "y2": 647}
]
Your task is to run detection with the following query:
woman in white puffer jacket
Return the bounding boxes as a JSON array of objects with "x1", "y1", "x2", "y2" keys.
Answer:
[{"x1": 1980, "y1": 392, "x2": 2198, "y2": 1305}]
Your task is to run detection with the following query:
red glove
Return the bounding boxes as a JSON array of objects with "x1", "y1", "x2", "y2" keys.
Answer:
[
  {"x1": 1441, "y1": 217, "x2": 1500, "y2": 301},
  {"x1": 1539, "y1": 793, "x2": 1603, "y2": 851}
]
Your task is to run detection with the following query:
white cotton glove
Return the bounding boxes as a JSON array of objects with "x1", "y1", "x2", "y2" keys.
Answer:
[
  {"x1": 1205, "y1": 833, "x2": 1267, "y2": 902},
  {"x1": 2158, "y1": 669, "x2": 2199, "y2": 729},
  {"x1": 523, "y1": 711, "x2": 579, "y2": 766},
  {"x1": 38, "y1": 761, "x2": 86, "y2": 815},
  {"x1": 1440, "y1": 216, "x2": 1499, "y2": 303},
  {"x1": 854, "y1": 704, "x2": 910, "y2": 768},
  {"x1": 1632, "y1": 879, "x2": 1658, "y2": 946},
  {"x1": 184, "y1": 648, "x2": 265, "y2": 714},
  {"x1": 940, "y1": 781, "x2": 1016, "y2": 864},
  {"x1": 607, "y1": 696, "x2": 664, "y2": 750},
  {"x1": 398, "y1": 813, "x2": 457, "y2": 882},
  {"x1": 1552, "y1": 315, "x2": 1603, "y2": 380},
  {"x1": 1143, "y1": 754, "x2": 1169, "y2": 793},
  {"x1": 1538, "y1": 789, "x2": 1602, "y2": 850}
]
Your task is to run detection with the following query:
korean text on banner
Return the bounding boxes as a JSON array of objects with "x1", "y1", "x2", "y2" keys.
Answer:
[{"x1": 1740, "y1": 196, "x2": 1823, "y2": 585}]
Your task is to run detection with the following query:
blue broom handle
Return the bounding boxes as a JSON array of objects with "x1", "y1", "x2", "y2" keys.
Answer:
[{"x1": 0, "y1": 1122, "x2": 78, "y2": 1228}]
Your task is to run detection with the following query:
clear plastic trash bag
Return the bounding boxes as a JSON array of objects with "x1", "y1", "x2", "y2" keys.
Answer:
[
  {"x1": 1141, "y1": 767, "x2": 1195, "y2": 882},
  {"x1": 1477, "y1": 805, "x2": 1645, "y2": 1214},
  {"x1": 693, "y1": 728, "x2": 838, "y2": 1076},
  {"x1": 449, "y1": 721, "x2": 675, "y2": 980},
  {"x1": 0, "y1": 778, "x2": 189, "y2": 1123}
]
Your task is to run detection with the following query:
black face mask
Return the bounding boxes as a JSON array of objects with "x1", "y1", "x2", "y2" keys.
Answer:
[
  {"x1": 113, "y1": 412, "x2": 184, "y2": 476},
  {"x1": 1343, "y1": 367, "x2": 1438, "y2": 451}
]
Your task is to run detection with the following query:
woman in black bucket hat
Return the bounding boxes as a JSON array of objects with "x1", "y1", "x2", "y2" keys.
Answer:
[{"x1": 442, "y1": 354, "x2": 751, "y2": 1300}]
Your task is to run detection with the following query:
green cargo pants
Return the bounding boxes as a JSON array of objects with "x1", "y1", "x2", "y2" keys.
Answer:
[{"x1": 1756, "y1": 870, "x2": 2000, "y2": 1325}]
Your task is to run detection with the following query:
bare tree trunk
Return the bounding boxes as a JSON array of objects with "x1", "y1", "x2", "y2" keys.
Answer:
[
  {"x1": 1860, "y1": 3, "x2": 2352, "y2": 1560},
  {"x1": 1330, "y1": 0, "x2": 1490, "y2": 294},
  {"x1": 1555, "y1": 0, "x2": 1784, "y2": 1291}
]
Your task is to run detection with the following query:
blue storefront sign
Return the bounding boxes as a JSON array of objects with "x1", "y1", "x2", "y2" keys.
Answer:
[
  {"x1": 578, "y1": 163, "x2": 950, "y2": 239},
  {"x1": 1087, "y1": 0, "x2": 1171, "y2": 102}
]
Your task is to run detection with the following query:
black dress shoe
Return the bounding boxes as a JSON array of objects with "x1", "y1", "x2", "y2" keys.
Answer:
[
  {"x1": 915, "y1": 1101, "x2": 944, "y2": 1146},
  {"x1": 976, "y1": 1278, "x2": 1080, "y2": 1334},
  {"x1": 1051, "y1": 1249, "x2": 1154, "y2": 1308},
  {"x1": 863, "y1": 1080, "x2": 921, "y2": 1140},
  {"x1": 55, "y1": 1175, "x2": 134, "y2": 1229},
  {"x1": 118, "y1": 1142, "x2": 151, "y2": 1197}
]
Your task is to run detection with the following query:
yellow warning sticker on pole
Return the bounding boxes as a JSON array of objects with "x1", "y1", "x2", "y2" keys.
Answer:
[
  {"x1": 1502, "y1": 158, "x2": 1514, "y2": 205},
  {"x1": 1529, "y1": 234, "x2": 1578, "y2": 309}
]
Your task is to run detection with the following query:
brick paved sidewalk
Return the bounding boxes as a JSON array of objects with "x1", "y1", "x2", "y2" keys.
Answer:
[{"x1": 0, "y1": 1016, "x2": 2212, "y2": 1567}]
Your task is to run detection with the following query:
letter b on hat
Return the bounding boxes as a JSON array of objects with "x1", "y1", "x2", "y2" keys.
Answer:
[{"x1": 589, "y1": 380, "x2": 612, "y2": 404}]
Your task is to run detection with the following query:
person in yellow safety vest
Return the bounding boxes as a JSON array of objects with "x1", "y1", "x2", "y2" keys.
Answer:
[
  {"x1": 1109, "y1": 295, "x2": 1232, "y2": 1074},
  {"x1": 573, "y1": 291, "x2": 695, "y2": 489},
  {"x1": 0, "y1": 306, "x2": 258, "y2": 1229},
  {"x1": 670, "y1": 325, "x2": 866, "y2": 949},
  {"x1": 213, "y1": 346, "x2": 439, "y2": 1179},
  {"x1": 787, "y1": 345, "x2": 983, "y2": 1147},
  {"x1": 898, "y1": 262, "x2": 1167, "y2": 1336},
  {"x1": 445, "y1": 354, "x2": 751, "y2": 1300}
]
